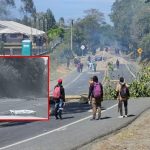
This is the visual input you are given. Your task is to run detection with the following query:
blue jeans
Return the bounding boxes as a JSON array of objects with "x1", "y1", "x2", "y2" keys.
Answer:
[{"x1": 55, "y1": 99, "x2": 64, "y2": 119}]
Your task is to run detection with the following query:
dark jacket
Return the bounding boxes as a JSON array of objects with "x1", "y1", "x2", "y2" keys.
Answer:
[
  {"x1": 88, "y1": 82, "x2": 103, "y2": 99},
  {"x1": 54, "y1": 84, "x2": 65, "y2": 102}
]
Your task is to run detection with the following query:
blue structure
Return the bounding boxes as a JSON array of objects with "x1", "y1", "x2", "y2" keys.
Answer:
[{"x1": 22, "y1": 40, "x2": 32, "y2": 56}]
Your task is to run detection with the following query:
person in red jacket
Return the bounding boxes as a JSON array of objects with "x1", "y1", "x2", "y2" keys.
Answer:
[{"x1": 53, "y1": 79, "x2": 65, "y2": 120}]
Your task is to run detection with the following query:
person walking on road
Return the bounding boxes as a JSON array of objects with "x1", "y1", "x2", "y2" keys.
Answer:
[
  {"x1": 116, "y1": 77, "x2": 130, "y2": 118},
  {"x1": 88, "y1": 76, "x2": 103, "y2": 120},
  {"x1": 116, "y1": 59, "x2": 120, "y2": 69},
  {"x1": 53, "y1": 79, "x2": 65, "y2": 120},
  {"x1": 77, "y1": 63, "x2": 81, "y2": 73},
  {"x1": 93, "y1": 61, "x2": 97, "y2": 72},
  {"x1": 88, "y1": 77, "x2": 93, "y2": 104},
  {"x1": 80, "y1": 62, "x2": 84, "y2": 72}
]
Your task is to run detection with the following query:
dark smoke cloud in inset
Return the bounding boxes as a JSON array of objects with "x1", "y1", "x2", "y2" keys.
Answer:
[{"x1": 0, "y1": 58, "x2": 48, "y2": 98}]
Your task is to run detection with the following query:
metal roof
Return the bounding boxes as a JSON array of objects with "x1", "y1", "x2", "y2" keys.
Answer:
[
  {"x1": 0, "y1": 21, "x2": 45, "y2": 36},
  {"x1": 0, "y1": 28, "x2": 19, "y2": 34}
]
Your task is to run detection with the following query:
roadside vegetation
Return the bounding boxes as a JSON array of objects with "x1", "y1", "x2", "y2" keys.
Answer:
[
  {"x1": 110, "y1": 0, "x2": 150, "y2": 60},
  {"x1": 0, "y1": 0, "x2": 150, "y2": 96},
  {"x1": 104, "y1": 65, "x2": 150, "y2": 100}
]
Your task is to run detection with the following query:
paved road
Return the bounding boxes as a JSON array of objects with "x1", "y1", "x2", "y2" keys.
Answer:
[
  {"x1": 108, "y1": 64, "x2": 136, "y2": 83},
  {"x1": 0, "y1": 53, "x2": 147, "y2": 150},
  {"x1": 50, "y1": 66, "x2": 105, "y2": 95},
  {"x1": 0, "y1": 98, "x2": 149, "y2": 150}
]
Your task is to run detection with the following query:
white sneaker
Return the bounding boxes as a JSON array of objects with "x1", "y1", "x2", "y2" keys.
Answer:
[
  {"x1": 124, "y1": 115, "x2": 128, "y2": 118},
  {"x1": 59, "y1": 108, "x2": 63, "y2": 111},
  {"x1": 118, "y1": 116, "x2": 124, "y2": 118}
]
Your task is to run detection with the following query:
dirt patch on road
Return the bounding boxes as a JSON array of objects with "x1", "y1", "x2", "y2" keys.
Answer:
[{"x1": 79, "y1": 109, "x2": 150, "y2": 150}]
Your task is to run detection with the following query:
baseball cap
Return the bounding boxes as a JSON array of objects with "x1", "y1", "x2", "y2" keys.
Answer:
[{"x1": 58, "y1": 79, "x2": 62, "y2": 84}]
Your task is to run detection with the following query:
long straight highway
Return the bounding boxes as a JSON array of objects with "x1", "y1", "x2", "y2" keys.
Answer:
[{"x1": 0, "y1": 51, "x2": 149, "y2": 150}]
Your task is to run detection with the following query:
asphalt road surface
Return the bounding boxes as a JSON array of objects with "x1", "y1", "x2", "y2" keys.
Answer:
[
  {"x1": 0, "y1": 98, "x2": 48, "y2": 119},
  {"x1": 0, "y1": 53, "x2": 148, "y2": 150},
  {"x1": 0, "y1": 98, "x2": 149, "y2": 150}
]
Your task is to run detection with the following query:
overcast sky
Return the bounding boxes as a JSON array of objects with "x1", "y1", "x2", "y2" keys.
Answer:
[{"x1": 15, "y1": 0, "x2": 116, "y2": 23}]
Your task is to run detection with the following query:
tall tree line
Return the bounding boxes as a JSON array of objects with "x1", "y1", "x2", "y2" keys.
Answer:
[
  {"x1": 0, "y1": 0, "x2": 15, "y2": 18},
  {"x1": 0, "y1": 0, "x2": 116, "y2": 57},
  {"x1": 0, "y1": 0, "x2": 56, "y2": 32},
  {"x1": 63, "y1": 9, "x2": 115, "y2": 56},
  {"x1": 110, "y1": 0, "x2": 150, "y2": 59},
  {"x1": 19, "y1": 0, "x2": 56, "y2": 31}
]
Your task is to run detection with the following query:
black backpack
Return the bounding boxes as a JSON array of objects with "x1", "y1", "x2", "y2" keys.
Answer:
[{"x1": 120, "y1": 85, "x2": 129, "y2": 98}]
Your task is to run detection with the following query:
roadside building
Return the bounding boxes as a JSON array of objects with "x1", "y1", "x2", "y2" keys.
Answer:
[{"x1": 0, "y1": 21, "x2": 46, "y2": 55}]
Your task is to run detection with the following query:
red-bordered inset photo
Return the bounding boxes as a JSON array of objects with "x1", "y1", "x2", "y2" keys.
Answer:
[{"x1": 0, "y1": 55, "x2": 50, "y2": 122}]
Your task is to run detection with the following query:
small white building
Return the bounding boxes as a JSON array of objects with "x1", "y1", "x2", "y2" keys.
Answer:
[{"x1": 0, "y1": 21, "x2": 45, "y2": 43}]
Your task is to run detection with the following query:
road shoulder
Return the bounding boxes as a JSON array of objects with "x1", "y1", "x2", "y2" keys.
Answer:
[{"x1": 78, "y1": 107, "x2": 150, "y2": 150}]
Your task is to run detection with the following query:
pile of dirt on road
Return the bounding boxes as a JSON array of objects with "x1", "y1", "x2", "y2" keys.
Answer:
[{"x1": 79, "y1": 109, "x2": 150, "y2": 150}]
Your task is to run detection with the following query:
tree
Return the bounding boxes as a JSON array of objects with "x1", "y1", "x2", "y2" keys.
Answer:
[
  {"x1": 110, "y1": 0, "x2": 136, "y2": 48},
  {"x1": 77, "y1": 9, "x2": 105, "y2": 53},
  {"x1": 99, "y1": 25, "x2": 116, "y2": 48},
  {"x1": 110, "y1": 0, "x2": 150, "y2": 59},
  {"x1": 20, "y1": 0, "x2": 36, "y2": 26},
  {"x1": 62, "y1": 9, "x2": 115, "y2": 56},
  {"x1": 20, "y1": 0, "x2": 35, "y2": 15},
  {"x1": 31, "y1": 6, "x2": 37, "y2": 28},
  {"x1": 59, "y1": 17, "x2": 65, "y2": 28},
  {"x1": 0, "y1": 0, "x2": 15, "y2": 18},
  {"x1": 48, "y1": 27, "x2": 65, "y2": 42},
  {"x1": 46, "y1": 9, "x2": 56, "y2": 31},
  {"x1": 140, "y1": 34, "x2": 150, "y2": 59},
  {"x1": 145, "y1": 0, "x2": 150, "y2": 3}
]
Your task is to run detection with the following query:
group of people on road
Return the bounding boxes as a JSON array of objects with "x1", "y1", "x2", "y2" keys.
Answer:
[
  {"x1": 87, "y1": 55, "x2": 97, "y2": 72},
  {"x1": 88, "y1": 75, "x2": 129, "y2": 119},
  {"x1": 87, "y1": 61, "x2": 97, "y2": 72},
  {"x1": 52, "y1": 75, "x2": 130, "y2": 120},
  {"x1": 74, "y1": 57, "x2": 84, "y2": 73},
  {"x1": 76, "y1": 62, "x2": 84, "y2": 73}
]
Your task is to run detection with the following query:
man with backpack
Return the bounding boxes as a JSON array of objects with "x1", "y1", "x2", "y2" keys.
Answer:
[
  {"x1": 53, "y1": 79, "x2": 65, "y2": 120},
  {"x1": 88, "y1": 76, "x2": 103, "y2": 120},
  {"x1": 116, "y1": 77, "x2": 130, "y2": 118}
]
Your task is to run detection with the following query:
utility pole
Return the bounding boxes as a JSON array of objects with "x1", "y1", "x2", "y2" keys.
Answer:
[
  {"x1": 30, "y1": 18, "x2": 33, "y2": 43},
  {"x1": 71, "y1": 19, "x2": 73, "y2": 52}
]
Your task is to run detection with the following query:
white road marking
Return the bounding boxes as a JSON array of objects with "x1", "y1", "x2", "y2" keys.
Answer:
[
  {"x1": 0, "y1": 104, "x2": 118, "y2": 150},
  {"x1": 0, "y1": 99, "x2": 22, "y2": 104},
  {"x1": 88, "y1": 109, "x2": 92, "y2": 112},
  {"x1": 125, "y1": 63, "x2": 136, "y2": 78},
  {"x1": 120, "y1": 52, "x2": 136, "y2": 78},
  {"x1": 64, "y1": 73, "x2": 83, "y2": 88},
  {"x1": 50, "y1": 72, "x2": 83, "y2": 94},
  {"x1": 87, "y1": 72, "x2": 100, "y2": 74},
  {"x1": 56, "y1": 127, "x2": 67, "y2": 131}
]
